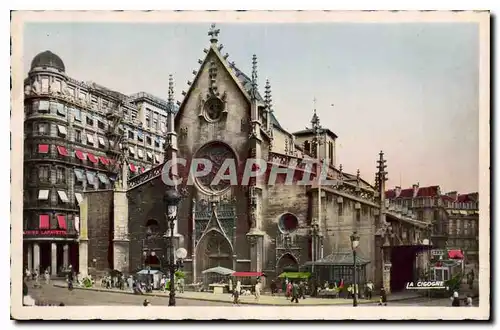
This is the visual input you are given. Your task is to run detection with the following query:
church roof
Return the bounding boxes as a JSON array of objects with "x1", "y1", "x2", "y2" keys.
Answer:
[{"x1": 293, "y1": 128, "x2": 338, "y2": 140}]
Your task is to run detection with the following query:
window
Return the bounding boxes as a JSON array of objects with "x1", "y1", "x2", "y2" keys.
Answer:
[
  {"x1": 356, "y1": 209, "x2": 361, "y2": 222},
  {"x1": 38, "y1": 100, "x2": 50, "y2": 113},
  {"x1": 97, "y1": 120, "x2": 105, "y2": 130},
  {"x1": 74, "y1": 130, "x2": 81, "y2": 143},
  {"x1": 153, "y1": 120, "x2": 158, "y2": 130},
  {"x1": 55, "y1": 103, "x2": 66, "y2": 117},
  {"x1": 86, "y1": 133, "x2": 94, "y2": 146},
  {"x1": 128, "y1": 131, "x2": 134, "y2": 139},
  {"x1": 79, "y1": 91, "x2": 86, "y2": 100},
  {"x1": 137, "y1": 132, "x2": 143, "y2": 142},
  {"x1": 154, "y1": 139, "x2": 160, "y2": 148},
  {"x1": 56, "y1": 167, "x2": 66, "y2": 184},
  {"x1": 146, "y1": 117, "x2": 151, "y2": 128},
  {"x1": 73, "y1": 108, "x2": 82, "y2": 122},
  {"x1": 41, "y1": 78, "x2": 49, "y2": 93},
  {"x1": 37, "y1": 123, "x2": 49, "y2": 136},
  {"x1": 338, "y1": 203, "x2": 343, "y2": 216},
  {"x1": 57, "y1": 125, "x2": 67, "y2": 138},
  {"x1": 86, "y1": 116, "x2": 94, "y2": 126},
  {"x1": 146, "y1": 136, "x2": 152, "y2": 145},
  {"x1": 38, "y1": 166, "x2": 50, "y2": 182}
]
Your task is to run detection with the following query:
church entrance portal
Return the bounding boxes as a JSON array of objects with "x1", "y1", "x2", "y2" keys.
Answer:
[
  {"x1": 276, "y1": 253, "x2": 299, "y2": 275},
  {"x1": 196, "y1": 230, "x2": 233, "y2": 278}
]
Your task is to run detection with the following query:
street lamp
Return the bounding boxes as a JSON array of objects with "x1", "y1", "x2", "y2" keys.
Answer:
[
  {"x1": 350, "y1": 231, "x2": 360, "y2": 307},
  {"x1": 164, "y1": 188, "x2": 182, "y2": 306}
]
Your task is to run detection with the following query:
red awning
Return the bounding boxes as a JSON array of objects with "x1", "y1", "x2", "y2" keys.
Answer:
[
  {"x1": 87, "y1": 153, "x2": 98, "y2": 163},
  {"x1": 56, "y1": 146, "x2": 68, "y2": 156},
  {"x1": 75, "y1": 150, "x2": 86, "y2": 160},
  {"x1": 38, "y1": 144, "x2": 49, "y2": 153},
  {"x1": 231, "y1": 272, "x2": 263, "y2": 277},
  {"x1": 99, "y1": 156, "x2": 109, "y2": 165},
  {"x1": 448, "y1": 250, "x2": 464, "y2": 259},
  {"x1": 141, "y1": 167, "x2": 145, "y2": 173},
  {"x1": 39, "y1": 214, "x2": 50, "y2": 230},
  {"x1": 129, "y1": 163, "x2": 137, "y2": 172},
  {"x1": 56, "y1": 215, "x2": 67, "y2": 230}
]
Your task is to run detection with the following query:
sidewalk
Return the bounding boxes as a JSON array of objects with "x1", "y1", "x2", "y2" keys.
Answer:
[{"x1": 52, "y1": 281, "x2": 420, "y2": 306}]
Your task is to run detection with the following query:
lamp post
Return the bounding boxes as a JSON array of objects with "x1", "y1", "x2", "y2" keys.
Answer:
[
  {"x1": 164, "y1": 188, "x2": 182, "y2": 306},
  {"x1": 350, "y1": 231, "x2": 360, "y2": 307}
]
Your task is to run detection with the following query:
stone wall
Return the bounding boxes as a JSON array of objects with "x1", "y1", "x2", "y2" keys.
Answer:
[{"x1": 86, "y1": 190, "x2": 114, "y2": 271}]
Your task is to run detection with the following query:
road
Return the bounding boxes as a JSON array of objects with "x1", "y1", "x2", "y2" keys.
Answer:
[
  {"x1": 26, "y1": 283, "x2": 232, "y2": 306},
  {"x1": 366, "y1": 296, "x2": 479, "y2": 307}
]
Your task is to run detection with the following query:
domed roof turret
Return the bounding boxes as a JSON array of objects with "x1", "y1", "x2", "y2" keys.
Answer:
[{"x1": 30, "y1": 51, "x2": 65, "y2": 72}]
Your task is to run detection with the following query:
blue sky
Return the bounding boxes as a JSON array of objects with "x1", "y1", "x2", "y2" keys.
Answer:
[{"x1": 23, "y1": 22, "x2": 479, "y2": 193}]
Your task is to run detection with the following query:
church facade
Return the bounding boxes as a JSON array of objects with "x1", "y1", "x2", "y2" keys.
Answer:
[{"x1": 79, "y1": 24, "x2": 431, "y2": 292}]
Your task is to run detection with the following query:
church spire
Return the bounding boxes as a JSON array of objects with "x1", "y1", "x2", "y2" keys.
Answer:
[
  {"x1": 167, "y1": 74, "x2": 174, "y2": 111},
  {"x1": 264, "y1": 79, "x2": 273, "y2": 112},
  {"x1": 208, "y1": 23, "x2": 220, "y2": 45},
  {"x1": 250, "y1": 54, "x2": 258, "y2": 100}
]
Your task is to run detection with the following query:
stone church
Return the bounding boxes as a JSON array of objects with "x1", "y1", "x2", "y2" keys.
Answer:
[{"x1": 80, "y1": 24, "x2": 430, "y2": 291}]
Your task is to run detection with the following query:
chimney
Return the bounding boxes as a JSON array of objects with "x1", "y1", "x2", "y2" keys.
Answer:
[
  {"x1": 395, "y1": 186, "x2": 401, "y2": 198},
  {"x1": 446, "y1": 191, "x2": 458, "y2": 200},
  {"x1": 412, "y1": 183, "x2": 419, "y2": 198}
]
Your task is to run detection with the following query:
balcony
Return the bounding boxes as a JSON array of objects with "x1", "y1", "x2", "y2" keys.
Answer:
[{"x1": 24, "y1": 199, "x2": 78, "y2": 212}]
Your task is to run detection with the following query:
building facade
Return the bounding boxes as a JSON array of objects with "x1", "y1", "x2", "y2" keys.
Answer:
[
  {"x1": 23, "y1": 50, "x2": 172, "y2": 276},
  {"x1": 385, "y1": 185, "x2": 479, "y2": 270},
  {"x1": 78, "y1": 24, "x2": 431, "y2": 293}
]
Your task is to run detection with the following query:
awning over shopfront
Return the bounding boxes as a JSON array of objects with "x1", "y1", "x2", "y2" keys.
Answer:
[
  {"x1": 448, "y1": 249, "x2": 464, "y2": 259},
  {"x1": 39, "y1": 214, "x2": 50, "y2": 230},
  {"x1": 87, "y1": 153, "x2": 98, "y2": 164},
  {"x1": 57, "y1": 215, "x2": 67, "y2": 230},
  {"x1": 56, "y1": 146, "x2": 68, "y2": 156}
]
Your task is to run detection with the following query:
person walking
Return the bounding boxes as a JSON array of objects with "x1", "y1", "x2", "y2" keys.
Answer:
[
  {"x1": 233, "y1": 280, "x2": 241, "y2": 305},
  {"x1": 290, "y1": 282, "x2": 299, "y2": 303},
  {"x1": 44, "y1": 269, "x2": 50, "y2": 285},
  {"x1": 378, "y1": 288, "x2": 387, "y2": 306},
  {"x1": 254, "y1": 280, "x2": 261, "y2": 302},
  {"x1": 286, "y1": 281, "x2": 292, "y2": 300},
  {"x1": 366, "y1": 281, "x2": 374, "y2": 300},
  {"x1": 143, "y1": 299, "x2": 151, "y2": 306},
  {"x1": 270, "y1": 280, "x2": 277, "y2": 297},
  {"x1": 23, "y1": 282, "x2": 36, "y2": 306},
  {"x1": 299, "y1": 281, "x2": 306, "y2": 299},
  {"x1": 451, "y1": 291, "x2": 461, "y2": 307}
]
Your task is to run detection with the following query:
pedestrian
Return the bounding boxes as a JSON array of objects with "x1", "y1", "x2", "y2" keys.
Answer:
[
  {"x1": 468, "y1": 270, "x2": 475, "y2": 290},
  {"x1": 143, "y1": 299, "x2": 151, "y2": 306},
  {"x1": 299, "y1": 281, "x2": 306, "y2": 299},
  {"x1": 466, "y1": 294, "x2": 473, "y2": 307},
  {"x1": 451, "y1": 291, "x2": 461, "y2": 307},
  {"x1": 44, "y1": 269, "x2": 50, "y2": 285},
  {"x1": 290, "y1": 282, "x2": 299, "y2": 303},
  {"x1": 366, "y1": 281, "x2": 374, "y2": 300},
  {"x1": 286, "y1": 281, "x2": 292, "y2": 300},
  {"x1": 160, "y1": 276, "x2": 166, "y2": 292},
  {"x1": 228, "y1": 278, "x2": 233, "y2": 295},
  {"x1": 59, "y1": 303, "x2": 65, "y2": 306},
  {"x1": 378, "y1": 288, "x2": 387, "y2": 306},
  {"x1": 254, "y1": 280, "x2": 261, "y2": 302},
  {"x1": 270, "y1": 280, "x2": 277, "y2": 296},
  {"x1": 233, "y1": 280, "x2": 241, "y2": 305}
]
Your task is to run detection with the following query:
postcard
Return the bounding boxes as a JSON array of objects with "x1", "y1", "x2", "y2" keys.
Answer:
[{"x1": 10, "y1": 10, "x2": 490, "y2": 320}]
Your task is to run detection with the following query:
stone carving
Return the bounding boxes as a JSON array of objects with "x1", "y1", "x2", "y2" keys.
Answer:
[
  {"x1": 195, "y1": 142, "x2": 236, "y2": 193},
  {"x1": 61, "y1": 80, "x2": 69, "y2": 95},
  {"x1": 179, "y1": 127, "x2": 188, "y2": 140},
  {"x1": 32, "y1": 78, "x2": 41, "y2": 94}
]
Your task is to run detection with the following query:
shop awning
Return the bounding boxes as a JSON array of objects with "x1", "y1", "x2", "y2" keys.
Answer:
[
  {"x1": 57, "y1": 215, "x2": 67, "y2": 230},
  {"x1": 75, "y1": 150, "x2": 86, "y2": 160},
  {"x1": 57, "y1": 125, "x2": 67, "y2": 136},
  {"x1": 98, "y1": 173, "x2": 109, "y2": 184},
  {"x1": 86, "y1": 172, "x2": 96, "y2": 185},
  {"x1": 39, "y1": 214, "x2": 50, "y2": 230},
  {"x1": 231, "y1": 272, "x2": 264, "y2": 277},
  {"x1": 448, "y1": 249, "x2": 464, "y2": 259},
  {"x1": 87, "y1": 153, "x2": 98, "y2": 164},
  {"x1": 74, "y1": 193, "x2": 83, "y2": 204},
  {"x1": 74, "y1": 169, "x2": 85, "y2": 182},
  {"x1": 129, "y1": 163, "x2": 137, "y2": 172},
  {"x1": 38, "y1": 190, "x2": 49, "y2": 200},
  {"x1": 57, "y1": 190, "x2": 69, "y2": 203},
  {"x1": 38, "y1": 144, "x2": 49, "y2": 153},
  {"x1": 56, "y1": 146, "x2": 68, "y2": 156},
  {"x1": 99, "y1": 156, "x2": 109, "y2": 165}
]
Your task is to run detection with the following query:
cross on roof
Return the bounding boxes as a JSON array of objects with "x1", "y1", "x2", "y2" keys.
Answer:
[{"x1": 208, "y1": 23, "x2": 220, "y2": 44}]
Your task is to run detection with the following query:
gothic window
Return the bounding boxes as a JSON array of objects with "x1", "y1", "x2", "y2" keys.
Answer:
[
  {"x1": 203, "y1": 97, "x2": 224, "y2": 122},
  {"x1": 278, "y1": 213, "x2": 299, "y2": 234},
  {"x1": 194, "y1": 142, "x2": 236, "y2": 193}
]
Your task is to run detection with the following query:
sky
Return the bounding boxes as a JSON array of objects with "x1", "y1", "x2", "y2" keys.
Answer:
[{"x1": 23, "y1": 22, "x2": 479, "y2": 193}]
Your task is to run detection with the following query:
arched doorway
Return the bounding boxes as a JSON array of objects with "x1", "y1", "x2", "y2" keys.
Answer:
[
  {"x1": 196, "y1": 230, "x2": 233, "y2": 279},
  {"x1": 276, "y1": 253, "x2": 299, "y2": 275}
]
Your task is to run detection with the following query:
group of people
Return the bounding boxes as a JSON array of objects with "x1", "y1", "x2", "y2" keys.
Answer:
[{"x1": 451, "y1": 291, "x2": 474, "y2": 307}]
